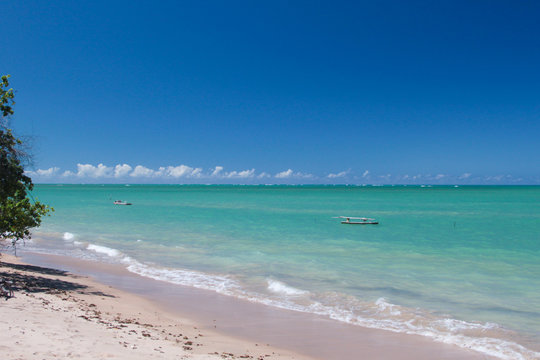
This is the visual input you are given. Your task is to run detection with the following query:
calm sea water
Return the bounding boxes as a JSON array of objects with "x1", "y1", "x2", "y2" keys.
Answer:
[{"x1": 26, "y1": 185, "x2": 540, "y2": 359}]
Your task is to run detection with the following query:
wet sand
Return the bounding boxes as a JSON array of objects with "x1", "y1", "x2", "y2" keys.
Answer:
[
  {"x1": 1, "y1": 250, "x2": 492, "y2": 360},
  {"x1": 0, "y1": 252, "x2": 310, "y2": 360}
]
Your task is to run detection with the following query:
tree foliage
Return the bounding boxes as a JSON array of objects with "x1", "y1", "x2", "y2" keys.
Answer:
[{"x1": 1, "y1": 75, "x2": 52, "y2": 250}]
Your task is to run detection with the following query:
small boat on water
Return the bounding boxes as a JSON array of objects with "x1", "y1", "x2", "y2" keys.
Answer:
[
  {"x1": 334, "y1": 216, "x2": 378, "y2": 225},
  {"x1": 114, "y1": 200, "x2": 132, "y2": 205}
]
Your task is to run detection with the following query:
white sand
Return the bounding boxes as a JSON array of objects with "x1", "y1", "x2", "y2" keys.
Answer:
[
  {"x1": 0, "y1": 253, "x2": 310, "y2": 360},
  {"x1": 1, "y1": 251, "x2": 493, "y2": 360}
]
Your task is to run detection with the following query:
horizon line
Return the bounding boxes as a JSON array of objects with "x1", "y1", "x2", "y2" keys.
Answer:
[{"x1": 32, "y1": 183, "x2": 540, "y2": 187}]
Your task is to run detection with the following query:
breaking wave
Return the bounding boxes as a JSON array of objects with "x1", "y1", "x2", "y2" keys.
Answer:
[
  {"x1": 63, "y1": 232, "x2": 75, "y2": 241},
  {"x1": 23, "y1": 235, "x2": 540, "y2": 360},
  {"x1": 87, "y1": 244, "x2": 121, "y2": 257},
  {"x1": 267, "y1": 279, "x2": 309, "y2": 296}
]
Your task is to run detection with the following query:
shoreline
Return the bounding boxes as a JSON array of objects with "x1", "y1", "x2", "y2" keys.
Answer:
[
  {"x1": 1, "y1": 249, "x2": 491, "y2": 360},
  {"x1": 0, "y1": 252, "x2": 310, "y2": 360}
]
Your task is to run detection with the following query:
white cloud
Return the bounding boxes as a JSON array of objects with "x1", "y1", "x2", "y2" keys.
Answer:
[
  {"x1": 165, "y1": 165, "x2": 188, "y2": 178},
  {"x1": 23, "y1": 163, "x2": 537, "y2": 185},
  {"x1": 25, "y1": 167, "x2": 60, "y2": 177},
  {"x1": 162, "y1": 165, "x2": 201, "y2": 178},
  {"x1": 237, "y1": 169, "x2": 256, "y2": 178},
  {"x1": 191, "y1": 168, "x2": 202, "y2": 177},
  {"x1": 32, "y1": 163, "x2": 311, "y2": 182},
  {"x1": 76, "y1": 163, "x2": 113, "y2": 178},
  {"x1": 211, "y1": 166, "x2": 224, "y2": 177},
  {"x1": 226, "y1": 169, "x2": 255, "y2": 178},
  {"x1": 208, "y1": 166, "x2": 258, "y2": 179},
  {"x1": 275, "y1": 169, "x2": 294, "y2": 178},
  {"x1": 114, "y1": 164, "x2": 132, "y2": 178},
  {"x1": 123, "y1": 165, "x2": 257, "y2": 180},
  {"x1": 130, "y1": 165, "x2": 154, "y2": 177},
  {"x1": 328, "y1": 170, "x2": 349, "y2": 178},
  {"x1": 36, "y1": 167, "x2": 60, "y2": 176},
  {"x1": 129, "y1": 165, "x2": 203, "y2": 178},
  {"x1": 275, "y1": 169, "x2": 313, "y2": 179}
]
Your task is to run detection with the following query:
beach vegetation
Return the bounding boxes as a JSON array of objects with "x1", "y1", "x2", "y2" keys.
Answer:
[{"x1": 1, "y1": 74, "x2": 52, "y2": 254}]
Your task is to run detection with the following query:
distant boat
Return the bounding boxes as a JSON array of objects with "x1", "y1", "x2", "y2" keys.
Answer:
[
  {"x1": 334, "y1": 216, "x2": 378, "y2": 225},
  {"x1": 114, "y1": 200, "x2": 132, "y2": 205}
]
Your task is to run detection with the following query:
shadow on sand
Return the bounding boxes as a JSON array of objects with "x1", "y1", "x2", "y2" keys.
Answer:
[{"x1": 0, "y1": 261, "x2": 115, "y2": 298}]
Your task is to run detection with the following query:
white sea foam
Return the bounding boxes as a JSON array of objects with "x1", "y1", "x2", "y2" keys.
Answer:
[
  {"x1": 434, "y1": 318, "x2": 500, "y2": 333},
  {"x1": 267, "y1": 279, "x2": 309, "y2": 296},
  {"x1": 253, "y1": 294, "x2": 539, "y2": 360},
  {"x1": 63, "y1": 232, "x2": 75, "y2": 241},
  {"x1": 118, "y1": 259, "x2": 540, "y2": 359},
  {"x1": 375, "y1": 297, "x2": 402, "y2": 316},
  {"x1": 86, "y1": 244, "x2": 121, "y2": 257},
  {"x1": 123, "y1": 258, "x2": 242, "y2": 295},
  {"x1": 57, "y1": 243, "x2": 540, "y2": 360}
]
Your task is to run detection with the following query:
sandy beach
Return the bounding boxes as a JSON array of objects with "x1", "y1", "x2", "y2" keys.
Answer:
[
  {"x1": 0, "y1": 252, "x2": 311, "y2": 360},
  {"x1": 4, "y1": 0, "x2": 540, "y2": 357},
  {"x1": 0, "y1": 250, "x2": 493, "y2": 360}
]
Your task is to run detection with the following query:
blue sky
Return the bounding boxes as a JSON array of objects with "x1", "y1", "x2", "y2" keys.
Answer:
[{"x1": 4, "y1": 1, "x2": 540, "y2": 184}]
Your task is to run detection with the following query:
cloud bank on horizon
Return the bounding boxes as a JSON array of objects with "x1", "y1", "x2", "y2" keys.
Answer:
[{"x1": 25, "y1": 163, "x2": 532, "y2": 185}]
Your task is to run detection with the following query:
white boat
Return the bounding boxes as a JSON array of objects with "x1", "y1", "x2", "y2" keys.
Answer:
[
  {"x1": 334, "y1": 216, "x2": 378, "y2": 225},
  {"x1": 114, "y1": 200, "x2": 132, "y2": 205}
]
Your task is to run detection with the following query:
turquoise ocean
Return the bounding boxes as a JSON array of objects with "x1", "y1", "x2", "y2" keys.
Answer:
[{"x1": 25, "y1": 185, "x2": 540, "y2": 359}]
